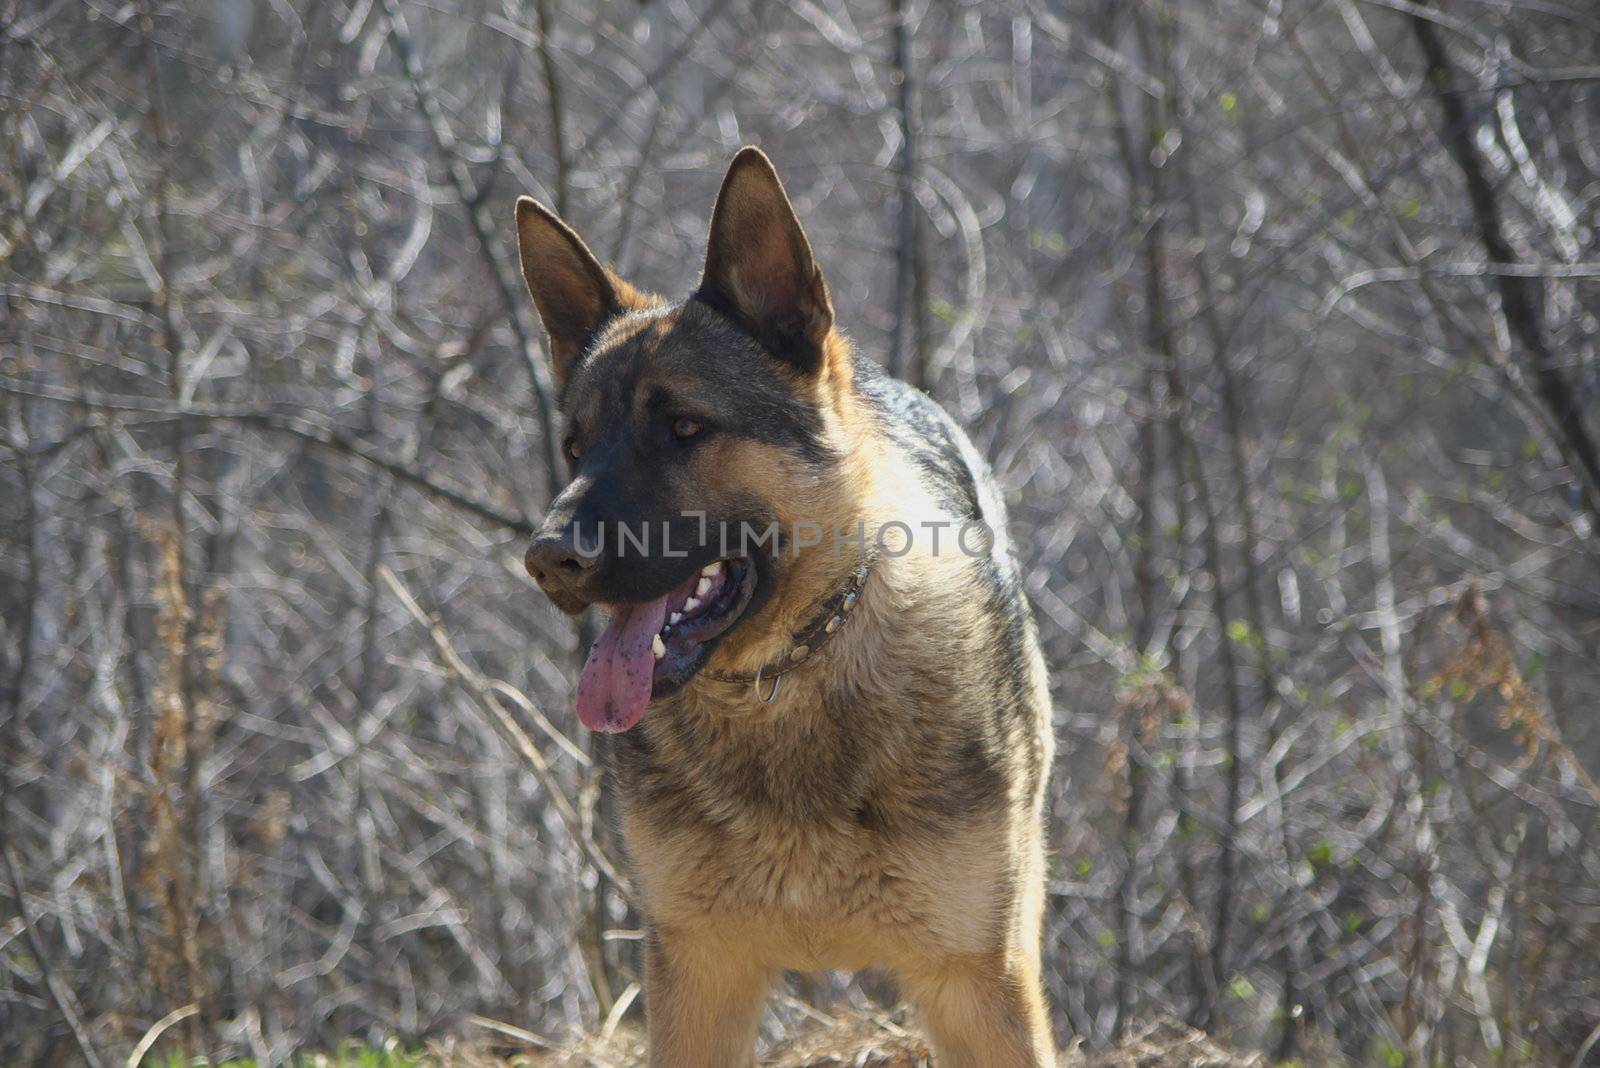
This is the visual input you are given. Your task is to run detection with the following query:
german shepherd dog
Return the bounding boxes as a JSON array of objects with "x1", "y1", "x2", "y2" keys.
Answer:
[{"x1": 517, "y1": 148, "x2": 1056, "y2": 1067}]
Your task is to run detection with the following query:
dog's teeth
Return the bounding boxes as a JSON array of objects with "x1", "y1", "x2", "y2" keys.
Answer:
[
  {"x1": 652, "y1": 634, "x2": 666, "y2": 659},
  {"x1": 684, "y1": 597, "x2": 700, "y2": 613},
  {"x1": 669, "y1": 611, "x2": 683, "y2": 624},
  {"x1": 696, "y1": 577, "x2": 712, "y2": 596},
  {"x1": 702, "y1": 561, "x2": 723, "y2": 576}
]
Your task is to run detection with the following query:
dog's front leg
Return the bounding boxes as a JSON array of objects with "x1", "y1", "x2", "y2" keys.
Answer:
[
  {"x1": 898, "y1": 950, "x2": 1055, "y2": 1068},
  {"x1": 644, "y1": 925, "x2": 770, "y2": 1068}
]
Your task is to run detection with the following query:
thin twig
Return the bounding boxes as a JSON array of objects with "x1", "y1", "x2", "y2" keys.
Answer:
[
  {"x1": 466, "y1": 1013, "x2": 556, "y2": 1050},
  {"x1": 0, "y1": 431, "x2": 109, "y2": 1068},
  {"x1": 125, "y1": 1003, "x2": 199, "y2": 1068},
  {"x1": 377, "y1": 565, "x2": 631, "y2": 898},
  {"x1": 378, "y1": 0, "x2": 564, "y2": 502},
  {"x1": 0, "y1": 378, "x2": 536, "y2": 534}
]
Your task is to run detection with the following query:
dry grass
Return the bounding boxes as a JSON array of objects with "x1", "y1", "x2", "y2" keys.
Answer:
[{"x1": 430, "y1": 1013, "x2": 1260, "y2": 1068}]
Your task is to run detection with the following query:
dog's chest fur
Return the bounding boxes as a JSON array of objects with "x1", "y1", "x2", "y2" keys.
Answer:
[
  {"x1": 610, "y1": 369, "x2": 1052, "y2": 967},
  {"x1": 614, "y1": 555, "x2": 1048, "y2": 966}
]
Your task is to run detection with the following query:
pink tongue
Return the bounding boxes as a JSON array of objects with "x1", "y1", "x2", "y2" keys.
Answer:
[{"x1": 576, "y1": 596, "x2": 669, "y2": 732}]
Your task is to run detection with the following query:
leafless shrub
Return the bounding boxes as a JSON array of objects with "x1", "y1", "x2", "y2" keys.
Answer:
[{"x1": 2, "y1": 0, "x2": 1598, "y2": 1064}]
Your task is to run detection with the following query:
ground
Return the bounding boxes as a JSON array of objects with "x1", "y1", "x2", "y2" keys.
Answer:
[
  {"x1": 422, "y1": 1014, "x2": 1261, "y2": 1068},
  {"x1": 147, "y1": 1013, "x2": 1260, "y2": 1067}
]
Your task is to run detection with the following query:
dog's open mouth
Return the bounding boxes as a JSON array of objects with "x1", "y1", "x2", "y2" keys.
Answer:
[{"x1": 574, "y1": 557, "x2": 757, "y2": 732}]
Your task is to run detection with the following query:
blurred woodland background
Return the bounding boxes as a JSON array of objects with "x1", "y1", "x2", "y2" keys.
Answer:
[{"x1": 4, "y1": 0, "x2": 1600, "y2": 1064}]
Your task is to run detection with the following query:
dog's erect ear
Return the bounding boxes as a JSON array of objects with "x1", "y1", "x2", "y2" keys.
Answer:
[
  {"x1": 516, "y1": 196, "x2": 620, "y2": 384},
  {"x1": 696, "y1": 147, "x2": 835, "y2": 375}
]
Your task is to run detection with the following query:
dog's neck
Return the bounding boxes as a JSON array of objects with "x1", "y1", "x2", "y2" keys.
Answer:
[
  {"x1": 684, "y1": 451, "x2": 973, "y2": 717},
  {"x1": 696, "y1": 550, "x2": 875, "y2": 698}
]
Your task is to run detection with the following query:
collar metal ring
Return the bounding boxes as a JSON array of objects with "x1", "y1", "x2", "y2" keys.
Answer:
[{"x1": 754, "y1": 666, "x2": 782, "y2": 704}]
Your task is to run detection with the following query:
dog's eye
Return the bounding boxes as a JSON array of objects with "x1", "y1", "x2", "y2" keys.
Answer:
[
  {"x1": 565, "y1": 439, "x2": 582, "y2": 462},
  {"x1": 671, "y1": 417, "x2": 703, "y2": 442}
]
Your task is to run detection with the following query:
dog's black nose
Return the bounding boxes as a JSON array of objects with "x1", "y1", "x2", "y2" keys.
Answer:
[{"x1": 525, "y1": 530, "x2": 598, "y2": 589}]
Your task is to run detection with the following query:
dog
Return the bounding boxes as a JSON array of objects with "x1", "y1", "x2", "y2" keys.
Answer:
[{"x1": 517, "y1": 147, "x2": 1056, "y2": 1067}]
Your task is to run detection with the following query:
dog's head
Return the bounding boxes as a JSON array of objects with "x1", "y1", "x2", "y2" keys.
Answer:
[{"x1": 517, "y1": 148, "x2": 862, "y2": 732}]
